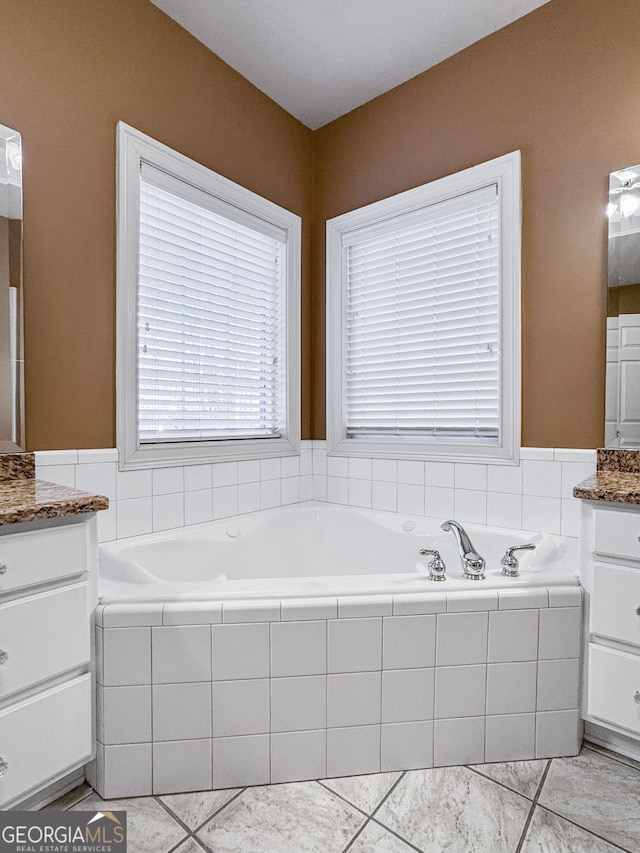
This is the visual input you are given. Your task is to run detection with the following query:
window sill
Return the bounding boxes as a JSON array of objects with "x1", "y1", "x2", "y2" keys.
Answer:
[
  {"x1": 327, "y1": 435, "x2": 520, "y2": 466},
  {"x1": 118, "y1": 435, "x2": 300, "y2": 470}
]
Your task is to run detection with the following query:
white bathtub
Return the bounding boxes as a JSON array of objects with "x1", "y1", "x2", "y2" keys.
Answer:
[
  {"x1": 93, "y1": 501, "x2": 583, "y2": 798},
  {"x1": 98, "y1": 501, "x2": 578, "y2": 603}
]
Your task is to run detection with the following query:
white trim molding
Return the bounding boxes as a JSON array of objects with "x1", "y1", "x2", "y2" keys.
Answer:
[
  {"x1": 116, "y1": 122, "x2": 301, "y2": 470},
  {"x1": 326, "y1": 150, "x2": 522, "y2": 465}
]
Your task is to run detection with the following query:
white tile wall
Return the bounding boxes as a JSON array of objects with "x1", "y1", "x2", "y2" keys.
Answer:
[
  {"x1": 153, "y1": 739, "x2": 212, "y2": 795},
  {"x1": 382, "y1": 720, "x2": 433, "y2": 772},
  {"x1": 271, "y1": 730, "x2": 326, "y2": 783},
  {"x1": 95, "y1": 589, "x2": 582, "y2": 797},
  {"x1": 327, "y1": 617, "x2": 382, "y2": 673},
  {"x1": 271, "y1": 676, "x2": 327, "y2": 732},
  {"x1": 271, "y1": 621, "x2": 327, "y2": 677},
  {"x1": 433, "y1": 717, "x2": 485, "y2": 766},
  {"x1": 327, "y1": 671, "x2": 381, "y2": 727},
  {"x1": 34, "y1": 444, "x2": 314, "y2": 544},
  {"x1": 326, "y1": 725, "x2": 381, "y2": 778},
  {"x1": 382, "y1": 668, "x2": 434, "y2": 723},
  {"x1": 101, "y1": 743, "x2": 152, "y2": 798},
  {"x1": 98, "y1": 685, "x2": 151, "y2": 745},
  {"x1": 152, "y1": 682, "x2": 211, "y2": 741},
  {"x1": 212, "y1": 734, "x2": 270, "y2": 788},
  {"x1": 486, "y1": 661, "x2": 537, "y2": 715},
  {"x1": 382, "y1": 615, "x2": 436, "y2": 670},
  {"x1": 151, "y1": 626, "x2": 211, "y2": 683},
  {"x1": 212, "y1": 679, "x2": 270, "y2": 737},
  {"x1": 35, "y1": 440, "x2": 592, "y2": 545},
  {"x1": 485, "y1": 713, "x2": 535, "y2": 763},
  {"x1": 309, "y1": 442, "x2": 595, "y2": 539}
]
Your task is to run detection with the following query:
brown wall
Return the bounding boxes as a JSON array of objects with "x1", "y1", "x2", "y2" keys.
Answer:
[
  {"x1": 0, "y1": 0, "x2": 313, "y2": 449},
  {"x1": 312, "y1": 0, "x2": 640, "y2": 448},
  {"x1": 3, "y1": 0, "x2": 639, "y2": 450}
]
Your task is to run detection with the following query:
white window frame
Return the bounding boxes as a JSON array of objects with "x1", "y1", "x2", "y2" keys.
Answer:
[
  {"x1": 326, "y1": 151, "x2": 521, "y2": 465},
  {"x1": 117, "y1": 122, "x2": 301, "y2": 470}
]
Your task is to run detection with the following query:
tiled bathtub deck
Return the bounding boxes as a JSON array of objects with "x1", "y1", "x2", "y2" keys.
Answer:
[
  {"x1": 93, "y1": 588, "x2": 582, "y2": 797},
  {"x1": 50, "y1": 746, "x2": 640, "y2": 852}
]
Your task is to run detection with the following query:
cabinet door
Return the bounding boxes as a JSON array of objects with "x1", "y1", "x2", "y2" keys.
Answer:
[
  {"x1": 594, "y1": 507, "x2": 640, "y2": 561},
  {"x1": 0, "y1": 674, "x2": 92, "y2": 807},
  {"x1": 588, "y1": 644, "x2": 640, "y2": 735},
  {"x1": 592, "y1": 563, "x2": 640, "y2": 648},
  {"x1": 0, "y1": 522, "x2": 87, "y2": 594},
  {"x1": 0, "y1": 583, "x2": 90, "y2": 698}
]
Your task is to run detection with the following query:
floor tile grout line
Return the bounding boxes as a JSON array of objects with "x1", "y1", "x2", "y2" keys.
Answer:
[
  {"x1": 370, "y1": 770, "x2": 406, "y2": 819},
  {"x1": 316, "y1": 780, "x2": 371, "y2": 820},
  {"x1": 532, "y1": 804, "x2": 633, "y2": 853},
  {"x1": 190, "y1": 832, "x2": 216, "y2": 853},
  {"x1": 154, "y1": 794, "x2": 197, "y2": 839},
  {"x1": 369, "y1": 815, "x2": 425, "y2": 852},
  {"x1": 531, "y1": 759, "x2": 552, "y2": 802},
  {"x1": 464, "y1": 765, "x2": 539, "y2": 802},
  {"x1": 166, "y1": 834, "x2": 196, "y2": 853},
  {"x1": 341, "y1": 816, "x2": 372, "y2": 853},
  {"x1": 514, "y1": 759, "x2": 552, "y2": 853},
  {"x1": 369, "y1": 772, "x2": 427, "y2": 852},
  {"x1": 190, "y1": 787, "x2": 247, "y2": 835}
]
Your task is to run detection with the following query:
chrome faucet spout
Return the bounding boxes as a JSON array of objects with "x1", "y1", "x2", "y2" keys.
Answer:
[{"x1": 441, "y1": 520, "x2": 486, "y2": 580}]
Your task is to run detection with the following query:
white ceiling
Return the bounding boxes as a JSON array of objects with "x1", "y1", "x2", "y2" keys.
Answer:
[{"x1": 150, "y1": 0, "x2": 551, "y2": 129}]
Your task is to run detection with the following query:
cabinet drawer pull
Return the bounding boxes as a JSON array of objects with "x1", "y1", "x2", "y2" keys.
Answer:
[
  {"x1": 635, "y1": 691, "x2": 640, "y2": 705},
  {"x1": 0, "y1": 757, "x2": 7, "y2": 777},
  {"x1": 0, "y1": 649, "x2": 7, "y2": 665},
  {"x1": 636, "y1": 606, "x2": 640, "y2": 617},
  {"x1": 0, "y1": 561, "x2": 6, "y2": 575}
]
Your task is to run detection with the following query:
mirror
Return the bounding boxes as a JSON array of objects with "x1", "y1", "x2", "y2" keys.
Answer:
[
  {"x1": 606, "y1": 164, "x2": 640, "y2": 447},
  {"x1": 0, "y1": 123, "x2": 23, "y2": 451}
]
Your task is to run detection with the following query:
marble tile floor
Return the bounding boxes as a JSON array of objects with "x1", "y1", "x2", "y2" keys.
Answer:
[{"x1": 45, "y1": 746, "x2": 640, "y2": 853}]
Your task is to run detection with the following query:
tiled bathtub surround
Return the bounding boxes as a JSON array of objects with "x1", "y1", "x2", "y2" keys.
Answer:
[
  {"x1": 312, "y1": 445, "x2": 594, "y2": 538},
  {"x1": 34, "y1": 446, "x2": 313, "y2": 544},
  {"x1": 36, "y1": 445, "x2": 592, "y2": 543},
  {"x1": 91, "y1": 586, "x2": 583, "y2": 798}
]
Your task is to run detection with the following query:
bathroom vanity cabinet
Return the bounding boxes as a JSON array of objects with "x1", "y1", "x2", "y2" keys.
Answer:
[
  {"x1": 0, "y1": 451, "x2": 107, "y2": 810},
  {"x1": 580, "y1": 501, "x2": 640, "y2": 759},
  {"x1": 0, "y1": 516, "x2": 96, "y2": 808}
]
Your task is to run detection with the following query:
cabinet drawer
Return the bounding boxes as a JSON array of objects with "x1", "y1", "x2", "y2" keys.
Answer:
[
  {"x1": 0, "y1": 583, "x2": 90, "y2": 698},
  {"x1": 591, "y1": 563, "x2": 640, "y2": 648},
  {"x1": 0, "y1": 522, "x2": 87, "y2": 594},
  {"x1": 0, "y1": 674, "x2": 92, "y2": 807},
  {"x1": 588, "y1": 644, "x2": 640, "y2": 735},
  {"x1": 594, "y1": 507, "x2": 640, "y2": 561}
]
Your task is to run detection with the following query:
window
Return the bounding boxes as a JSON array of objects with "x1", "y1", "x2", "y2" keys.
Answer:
[
  {"x1": 117, "y1": 123, "x2": 300, "y2": 469},
  {"x1": 327, "y1": 151, "x2": 521, "y2": 464}
]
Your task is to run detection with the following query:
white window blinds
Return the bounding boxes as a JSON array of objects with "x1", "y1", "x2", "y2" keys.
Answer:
[
  {"x1": 344, "y1": 184, "x2": 500, "y2": 441},
  {"x1": 138, "y1": 163, "x2": 286, "y2": 444}
]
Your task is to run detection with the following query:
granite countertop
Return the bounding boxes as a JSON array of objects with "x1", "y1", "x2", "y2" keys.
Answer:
[
  {"x1": 573, "y1": 448, "x2": 640, "y2": 505},
  {"x1": 0, "y1": 478, "x2": 109, "y2": 526},
  {"x1": 0, "y1": 452, "x2": 109, "y2": 526},
  {"x1": 573, "y1": 470, "x2": 640, "y2": 505}
]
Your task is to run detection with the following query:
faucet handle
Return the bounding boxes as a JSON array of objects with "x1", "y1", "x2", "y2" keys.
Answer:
[
  {"x1": 501, "y1": 543, "x2": 536, "y2": 577},
  {"x1": 419, "y1": 548, "x2": 447, "y2": 582}
]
